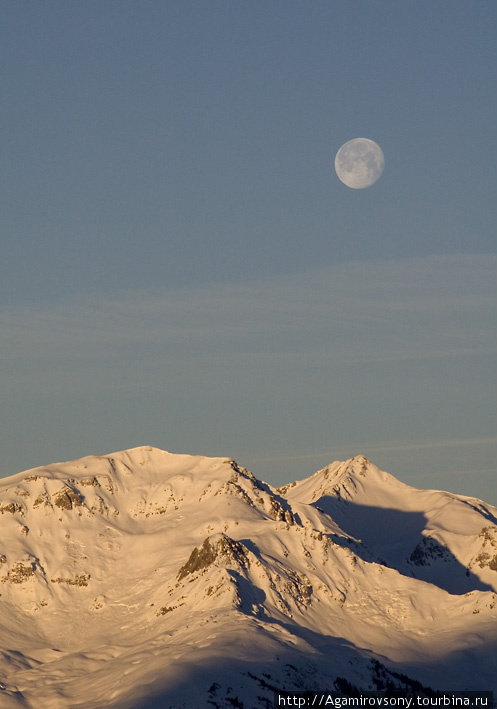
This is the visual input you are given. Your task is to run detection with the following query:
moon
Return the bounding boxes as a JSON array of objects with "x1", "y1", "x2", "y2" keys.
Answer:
[{"x1": 335, "y1": 138, "x2": 385, "y2": 189}]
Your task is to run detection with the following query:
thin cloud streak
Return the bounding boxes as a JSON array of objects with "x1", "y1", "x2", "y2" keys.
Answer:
[
  {"x1": 2, "y1": 253, "x2": 495, "y2": 368},
  {"x1": 249, "y1": 437, "x2": 497, "y2": 464}
]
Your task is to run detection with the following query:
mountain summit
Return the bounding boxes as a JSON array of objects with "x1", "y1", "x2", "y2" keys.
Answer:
[{"x1": 1, "y1": 447, "x2": 496, "y2": 708}]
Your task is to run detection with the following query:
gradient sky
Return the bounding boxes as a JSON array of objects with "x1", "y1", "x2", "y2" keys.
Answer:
[{"x1": 1, "y1": 1, "x2": 496, "y2": 504}]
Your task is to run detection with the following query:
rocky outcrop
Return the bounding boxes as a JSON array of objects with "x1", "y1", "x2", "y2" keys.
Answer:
[{"x1": 178, "y1": 534, "x2": 250, "y2": 580}]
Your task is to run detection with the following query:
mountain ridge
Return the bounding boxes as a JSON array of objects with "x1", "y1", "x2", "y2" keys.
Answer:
[{"x1": 1, "y1": 446, "x2": 496, "y2": 708}]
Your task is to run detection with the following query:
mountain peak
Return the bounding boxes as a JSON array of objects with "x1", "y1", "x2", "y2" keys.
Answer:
[{"x1": 278, "y1": 454, "x2": 396, "y2": 506}]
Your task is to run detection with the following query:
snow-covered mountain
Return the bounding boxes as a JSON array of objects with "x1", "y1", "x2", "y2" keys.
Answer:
[{"x1": 0, "y1": 447, "x2": 496, "y2": 709}]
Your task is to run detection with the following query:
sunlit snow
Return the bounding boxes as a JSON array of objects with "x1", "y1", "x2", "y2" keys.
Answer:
[{"x1": 1, "y1": 447, "x2": 496, "y2": 708}]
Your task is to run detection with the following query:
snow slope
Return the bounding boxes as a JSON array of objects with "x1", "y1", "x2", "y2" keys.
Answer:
[{"x1": 0, "y1": 447, "x2": 496, "y2": 708}]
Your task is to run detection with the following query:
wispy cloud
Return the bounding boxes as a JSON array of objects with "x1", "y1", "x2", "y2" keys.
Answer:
[
  {"x1": 2, "y1": 253, "x2": 495, "y2": 370},
  {"x1": 249, "y1": 436, "x2": 497, "y2": 463}
]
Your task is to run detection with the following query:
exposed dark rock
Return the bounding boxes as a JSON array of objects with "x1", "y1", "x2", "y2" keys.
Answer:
[
  {"x1": 53, "y1": 486, "x2": 85, "y2": 510},
  {"x1": 33, "y1": 492, "x2": 52, "y2": 509},
  {"x1": 50, "y1": 573, "x2": 90, "y2": 586},
  {"x1": 2, "y1": 561, "x2": 35, "y2": 584},
  {"x1": 408, "y1": 536, "x2": 450, "y2": 566},
  {"x1": 79, "y1": 477, "x2": 100, "y2": 487},
  {"x1": 0, "y1": 502, "x2": 24, "y2": 515},
  {"x1": 474, "y1": 551, "x2": 497, "y2": 572},
  {"x1": 178, "y1": 535, "x2": 249, "y2": 580}
]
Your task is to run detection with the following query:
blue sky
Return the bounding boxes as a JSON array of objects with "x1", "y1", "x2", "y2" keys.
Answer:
[{"x1": 1, "y1": 1, "x2": 496, "y2": 503}]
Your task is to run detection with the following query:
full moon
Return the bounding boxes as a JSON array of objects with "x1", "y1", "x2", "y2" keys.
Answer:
[{"x1": 335, "y1": 138, "x2": 385, "y2": 189}]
